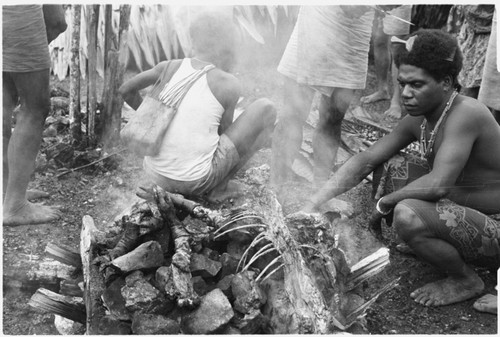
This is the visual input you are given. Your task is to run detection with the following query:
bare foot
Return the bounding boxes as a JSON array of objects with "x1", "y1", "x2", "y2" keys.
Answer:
[
  {"x1": 360, "y1": 90, "x2": 390, "y2": 104},
  {"x1": 26, "y1": 189, "x2": 50, "y2": 201},
  {"x1": 383, "y1": 105, "x2": 402, "y2": 119},
  {"x1": 3, "y1": 201, "x2": 62, "y2": 226},
  {"x1": 206, "y1": 181, "x2": 246, "y2": 203},
  {"x1": 410, "y1": 274, "x2": 484, "y2": 307},
  {"x1": 473, "y1": 294, "x2": 497, "y2": 314}
]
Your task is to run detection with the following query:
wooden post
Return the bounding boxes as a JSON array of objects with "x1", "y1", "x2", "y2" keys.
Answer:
[
  {"x1": 80, "y1": 215, "x2": 106, "y2": 334},
  {"x1": 100, "y1": 5, "x2": 131, "y2": 148},
  {"x1": 69, "y1": 4, "x2": 82, "y2": 143},
  {"x1": 86, "y1": 5, "x2": 99, "y2": 146},
  {"x1": 102, "y1": 5, "x2": 114, "y2": 78}
]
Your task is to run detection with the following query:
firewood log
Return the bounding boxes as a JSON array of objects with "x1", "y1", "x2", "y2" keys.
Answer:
[
  {"x1": 154, "y1": 186, "x2": 200, "y2": 308},
  {"x1": 29, "y1": 288, "x2": 86, "y2": 324}
]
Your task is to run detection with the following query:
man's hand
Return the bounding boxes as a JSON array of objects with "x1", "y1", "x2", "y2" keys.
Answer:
[
  {"x1": 42, "y1": 5, "x2": 68, "y2": 44},
  {"x1": 136, "y1": 184, "x2": 155, "y2": 202}
]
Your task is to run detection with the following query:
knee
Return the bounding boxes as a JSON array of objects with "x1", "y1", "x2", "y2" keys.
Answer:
[
  {"x1": 253, "y1": 98, "x2": 277, "y2": 125},
  {"x1": 330, "y1": 89, "x2": 355, "y2": 117},
  {"x1": 393, "y1": 201, "x2": 427, "y2": 242}
]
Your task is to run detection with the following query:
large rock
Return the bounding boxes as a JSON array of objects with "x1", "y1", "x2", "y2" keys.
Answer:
[
  {"x1": 131, "y1": 313, "x2": 180, "y2": 334},
  {"x1": 201, "y1": 247, "x2": 221, "y2": 261},
  {"x1": 192, "y1": 275, "x2": 215, "y2": 296},
  {"x1": 190, "y1": 253, "x2": 222, "y2": 278},
  {"x1": 219, "y1": 252, "x2": 239, "y2": 278},
  {"x1": 111, "y1": 241, "x2": 164, "y2": 272},
  {"x1": 232, "y1": 309, "x2": 270, "y2": 334},
  {"x1": 155, "y1": 266, "x2": 172, "y2": 293},
  {"x1": 97, "y1": 316, "x2": 132, "y2": 334},
  {"x1": 181, "y1": 288, "x2": 234, "y2": 334},
  {"x1": 121, "y1": 271, "x2": 173, "y2": 313},
  {"x1": 101, "y1": 277, "x2": 130, "y2": 320},
  {"x1": 232, "y1": 271, "x2": 267, "y2": 314},
  {"x1": 216, "y1": 274, "x2": 235, "y2": 300}
]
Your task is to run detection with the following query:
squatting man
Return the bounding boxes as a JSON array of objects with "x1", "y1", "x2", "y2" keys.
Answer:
[{"x1": 302, "y1": 29, "x2": 500, "y2": 310}]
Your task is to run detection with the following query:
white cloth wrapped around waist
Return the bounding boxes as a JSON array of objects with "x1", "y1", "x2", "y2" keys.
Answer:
[
  {"x1": 278, "y1": 6, "x2": 375, "y2": 96},
  {"x1": 3, "y1": 5, "x2": 51, "y2": 72}
]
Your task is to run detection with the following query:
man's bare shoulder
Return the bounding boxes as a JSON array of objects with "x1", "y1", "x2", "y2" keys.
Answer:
[
  {"x1": 451, "y1": 95, "x2": 496, "y2": 128},
  {"x1": 155, "y1": 59, "x2": 183, "y2": 78},
  {"x1": 207, "y1": 69, "x2": 241, "y2": 107}
]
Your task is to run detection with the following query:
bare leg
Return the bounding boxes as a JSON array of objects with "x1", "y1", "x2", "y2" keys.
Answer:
[
  {"x1": 360, "y1": 20, "x2": 391, "y2": 104},
  {"x1": 394, "y1": 203, "x2": 484, "y2": 306},
  {"x1": 2, "y1": 87, "x2": 50, "y2": 202},
  {"x1": 313, "y1": 88, "x2": 355, "y2": 187},
  {"x1": 3, "y1": 74, "x2": 16, "y2": 196},
  {"x1": 208, "y1": 98, "x2": 277, "y2": 201},
  {"x1": 383, "y1": 56, "x2": 402, "y2": 119},
  {"x1": 270, "y1": 78, "x2": 314, "y2": 187},
  {"x1": 3, "y1": 70, "x2": 61, "y2": 226}
]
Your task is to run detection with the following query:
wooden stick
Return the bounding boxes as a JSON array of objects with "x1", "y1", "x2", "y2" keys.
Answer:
[
  {"x1": 29, "y1": 288, "x2": 86, "y2": 324},
  {"x1": 55, "y1": 148, "x2": 125, "y2": 178},
  {"x1": 346, "y1": 248, "x2": 390, "y2": 291}
]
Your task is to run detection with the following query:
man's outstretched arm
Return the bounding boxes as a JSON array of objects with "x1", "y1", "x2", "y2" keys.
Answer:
[{"x1": 303, "y1": 117, "x2": 416, "y2": 212}]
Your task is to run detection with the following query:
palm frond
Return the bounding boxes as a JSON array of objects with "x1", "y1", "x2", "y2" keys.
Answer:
[{"x1": 50, "y1": 5, "x2": 297, "y2": 79}]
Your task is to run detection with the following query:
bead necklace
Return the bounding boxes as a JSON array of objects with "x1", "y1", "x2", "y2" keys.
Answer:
[{"x1": 419, "y1": 90, "x2": 459, "y2": 160}]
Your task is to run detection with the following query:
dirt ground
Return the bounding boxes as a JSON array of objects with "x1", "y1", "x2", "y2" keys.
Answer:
[{"x1": 3, "y1": 39, "x2": 498, "y2": 335}]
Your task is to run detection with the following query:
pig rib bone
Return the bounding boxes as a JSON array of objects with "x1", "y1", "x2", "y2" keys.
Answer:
[
  {"x1": 241, "y1": 244, "x2": 277, "y2": 272},
  {"x1": 213, "y1": 214, "x2": 264, "y2": 235},
  {"x1": 237, "y1": 233, "x2": 267, "y2": 271},
  {"x1": 259, "y1": 263, "x2": 284, "y2": 283},
  {"x1": 255, "y1": 255, "x2": 283, "y2": 282},
  {"x1": 213, "y1": 223, "x2": 266, "y2": 240}
]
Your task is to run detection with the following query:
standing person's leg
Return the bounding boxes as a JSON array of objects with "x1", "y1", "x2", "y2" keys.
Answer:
[
  {"x1": 270, "y1": 78, "x2": 314, "y2": 187},
  {"x1": 360, "y1": 18, "x2": 391, "y2": 104},
  {"x1": 394, "y1": 199, "x2": 495, "y2": 306},
  {"x1": 313, "y1": 88, "x2": 355, "y2": 187},
  {"x1": 207, "y1": 98, "x2": 277, "y2": 200},
  {"x1": 3, "y1": 69, "x2": 61, "y2": 226},
  {"x1": 383, "y1": 41, "x2": 406, "y2": 119},
  {"x1": 3, "y1": 74, "x2": 16, "y2": 196}
]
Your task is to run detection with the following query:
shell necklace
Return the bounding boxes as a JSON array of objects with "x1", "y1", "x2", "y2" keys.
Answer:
[{"x1": 419, "y1": 90, "x2": 459, "y2": 160}]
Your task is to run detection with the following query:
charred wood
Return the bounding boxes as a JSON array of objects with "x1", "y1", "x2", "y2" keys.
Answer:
[{"x1": 29, "y1": 288, "x2": 86, "y2": 324}]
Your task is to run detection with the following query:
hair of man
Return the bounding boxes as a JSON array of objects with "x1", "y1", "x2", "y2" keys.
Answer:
[
  {"x1": 395, "y1": 29, "x2": 464, "y2": 91},
  {"x1": 189, "y1": 11, "x2": 238, "y2": 60}
]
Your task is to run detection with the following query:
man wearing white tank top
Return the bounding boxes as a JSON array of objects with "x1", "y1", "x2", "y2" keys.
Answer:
[{"x1": 120, "y1": 11, "x2": 276, "y2": 202}]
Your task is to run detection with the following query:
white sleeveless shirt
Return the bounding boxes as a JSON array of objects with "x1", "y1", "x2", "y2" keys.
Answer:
[{"x1": 143, "y1": 59, "x2": 224, "y2": 181}]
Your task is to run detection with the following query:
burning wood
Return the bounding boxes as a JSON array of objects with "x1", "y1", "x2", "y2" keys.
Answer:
[{"x1": 30, "y1": 165, "x2": 397, "y2": 334}]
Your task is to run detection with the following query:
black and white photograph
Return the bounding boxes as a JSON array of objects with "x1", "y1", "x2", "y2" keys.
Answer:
[{"x1": 2, "y1": 2, "x2": 499, "y2": 335}]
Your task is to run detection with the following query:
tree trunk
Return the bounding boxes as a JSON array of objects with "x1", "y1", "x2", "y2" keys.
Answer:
[
  {"x1": 86, "y1": 5, "x2": 99, "y2": 146},
  {"x1": 69, "y1": 4, "x2": 82, "y2": 143},
  {"x1": 100, "y1": 5, "x2": 130, "y2": 148}
]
